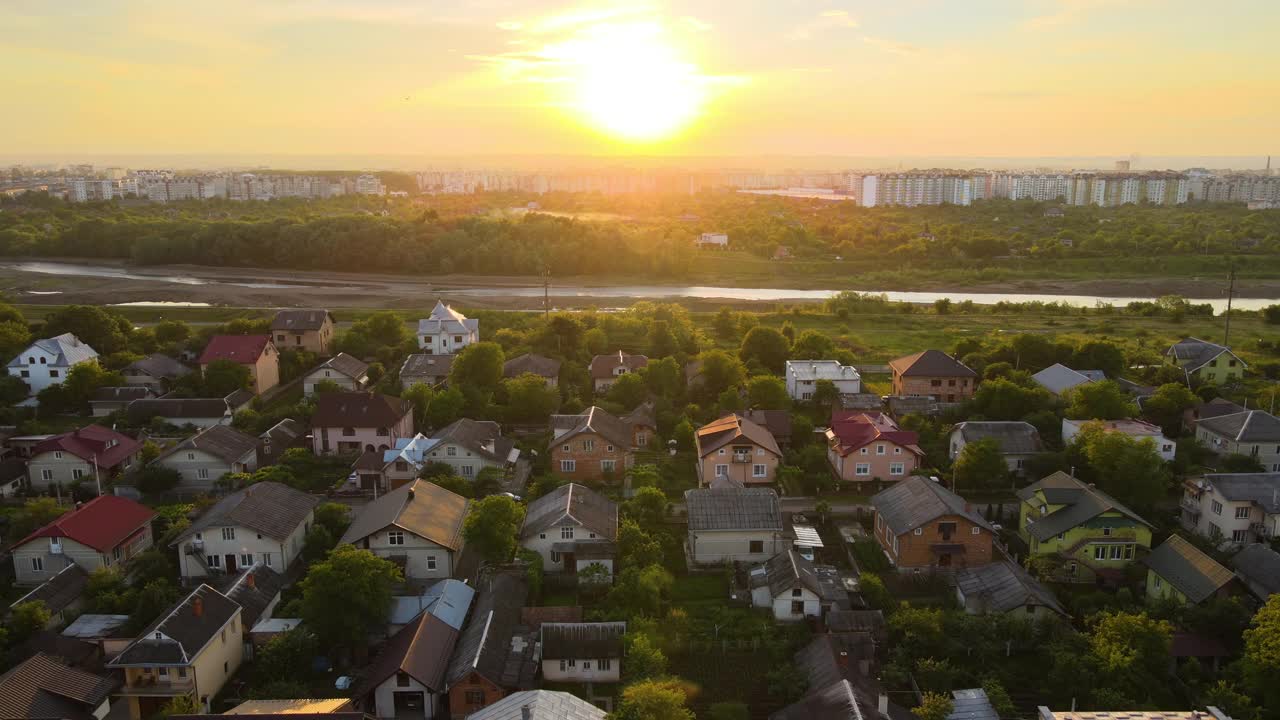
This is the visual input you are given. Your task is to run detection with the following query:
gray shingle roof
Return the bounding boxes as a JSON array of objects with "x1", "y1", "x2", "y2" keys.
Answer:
[
  {"x1": 10, "y1": 563, "x2": 89, "y2": 616},
  {"x1": 432, "y1": 418, "x2": 516, "y2": 464},
  {"x1": 540, "y1": 622, "x2": 625, "y2": 658},
  {"x1": 110, "y1": 585, "x2": 240, "y2": 666},
  {"x1": 400, "y1": 353, "x2": 454, "y2": 383},
  {"x1": 124, "y1": 353, "x2": 191, "y2": 380},
  {"x1": 127, "y1": 397, "x2": 231, "y2": 423},
  {"x1": 270, "y1": 309, "x2": 333, "y2": 331},
  {"x1": 870, "y1": 476, "x2": 991, "y2": 534},
  {"x1": 889, "y1": 349, "x2": 976, "y2": 378},
  {"x1": 947, "y1": 689, "x2": 999, "y2": 720},
  {"x1": 90, "y1": 386, "x2": 152, "y2": 403},
  {"x1": 750, "y1": 549, "x2": 824, "y2": 598},
  {"x1": 954, "y1": 561, "x2": 1066, "y2": 616},
  {"x1": 1197, "y1": 410, "x2": 1280, "y2": 443},
  {"x1": 313, "y1": 352, "x2": 368, "y2": 381},
  {"x1": 0, "y1": 653, "x2": 116, "y2": 720},
  {"x1": 312, "y1": 392, "x2": 410, "y2": 429},
  {"x1": 1230, "y1": 543, "x2": 1280, "y2": 598},
  {"x1": 551, "y1": 406, "x2": 636, "y2": 449},
  {"x1": 1202, "y1": 473, "x2": 1280, "y2": 513},
  {"x1": 157, "y1": 424, "x2": 259, "y2": 464},
  {"x1": 953, "y1": 421, "x2": 1044, "y2": 454},
  {"x1": 504, "y1": 353, "x2": 561, "y2": 379},
  {"x1": 1018, "y1": 471, "x2": 1151, "y2": 541},
  {"x1": 1032, "y1": 363, "x2": 1094, "y2": 394},
  {"x1": 223, "y1": 564, "x2": 285, "y2": 629},
  {"x1": 1166, "y1": 337, "x2": 1243, "y2": 372},
  {"x1": 175, "y1": 482, "x2": 317, "y2": 543},
  {"x1": 684, "y1": 487, "x2": 782, "y2": 532},
  {"x1": 1143, "y1": 535, "x2": 1235, "y2": 603},
  {"x1": 522, "y1": 483, "x2": 618, "y2": 541},
  {"x1": 770, "y1": 679, "x2": 864, "y2": 720},
  {"x1": 445, "y1": 574, "x2": 535, "y2": 691},
  {"x1": 464, "y1": 690, "x2": 606, "y2": 720},
  {"x1": 339, "y1": 479, "x2": 469, "y2": 550}
]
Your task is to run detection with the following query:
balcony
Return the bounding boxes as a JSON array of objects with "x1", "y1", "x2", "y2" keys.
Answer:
[
  {"x1": 120, "y1": 677, "x2": 195, "y2": 696},
  {"x1": 731, "y1": 454, "x2": 751, "y2": 464},
  {"x1": 1179, "y1": 498, "x2": 1202, "y2": 516}
]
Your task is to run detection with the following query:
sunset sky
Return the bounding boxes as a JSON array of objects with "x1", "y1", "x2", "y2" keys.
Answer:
[{"x1": 3, "y1": 0, "x2": 1277, "y2": 159}]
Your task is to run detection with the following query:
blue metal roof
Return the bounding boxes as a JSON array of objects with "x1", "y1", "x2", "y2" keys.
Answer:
[{"x1": 389, "y1": 579, "x2": 475, "y2": 629}]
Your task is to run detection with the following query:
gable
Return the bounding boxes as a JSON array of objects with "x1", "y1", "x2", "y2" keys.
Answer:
[{"x1": 161, "y1": 448, "x2": 239, "y2": 466}]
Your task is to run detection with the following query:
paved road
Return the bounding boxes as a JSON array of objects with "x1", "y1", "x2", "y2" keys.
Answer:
[{"x1": 670, "y1": 497, "x2": 871, "y2": 517}]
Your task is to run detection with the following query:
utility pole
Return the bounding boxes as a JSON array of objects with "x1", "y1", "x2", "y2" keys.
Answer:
[
  {"x1": 542, "y1": 268, "x2": 550, "y2": 318},
  {"x1": 1224, "y1": 264, "x2": 1236, "y2": 347}
]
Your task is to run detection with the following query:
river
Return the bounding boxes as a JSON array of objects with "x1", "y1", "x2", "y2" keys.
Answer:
[{"x1": 2, "y1": 260, "x2": 1270, "y2": 313}]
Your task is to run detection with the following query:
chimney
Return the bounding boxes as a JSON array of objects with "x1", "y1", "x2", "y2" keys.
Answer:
[
  {"x1": 521, "y1": 706, "x2": 531, "y2": 720},
  {"x1": 878, "y1": 694, "x2": 889, "y2": 718},
  {"x1": 246, "y1": 571, "x2": 256, "y2": 589},
  {"x1": 192, "y1": 596, "x2": 204, "y2": 618},
  {"x1": 407, "y1": 488, "x2": 415, "y2": 501},
  {"x1": 837, "y1": 650, "x2": 849, "y2": 669}
]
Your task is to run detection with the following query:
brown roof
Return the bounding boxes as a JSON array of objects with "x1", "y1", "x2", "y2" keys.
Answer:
[
  {"x1": 357, "y1": 612, "x2": 459, "y2": 695},
  {"x1": 314, "y1": 352, "x2": 369, "y2": 381},
  {"x1": 156, "y1": 424, "x2": 259, "y2": 465},
  {"x1": 550, "y1": 406, "x2": 636, "y2": 448},
  {"x1": 312, "y1": 392, "x2": 410, "y2": 429},
  {"x1": 174, "y1": 481, "x2": 319, "y2": 543},
  {"x1": 519, "y1": 606, "x2": 583, "y2": 627},
  {"x1": 521, "y1": 483, "x2": 618, "y2": 540},
  {"x1": 745, "y1": 409, "x2": 793, "y2": 443},
  {"x1": 504, "y1": 353, "x2": 561, "y2": 379},
  {"x1": 588, "y1": 350, "x2": 647, "y2": 380},
  {"x1": 695, "y1": 414, "x2": 782, "y2": 458},
  {"x1": 339, "y1": 479, "x2": 469, "y2": 550},
  {"x1": 0, "y1": 653, "x2": 116, "y2": 720},
  {"x1": 10, "y1": 564, "x2": 89, "y2": 615},
  {"x1": 271, "y1": 309, "x2": 334, "y2": 331},
  {"x1": 888, "y1": 349, "x2": 977, "y2": 378}
]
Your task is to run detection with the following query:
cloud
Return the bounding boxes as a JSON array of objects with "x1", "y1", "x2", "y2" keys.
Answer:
[
  {"x1": 785, "y1": 10, "x2": 858, "y2": 41},
  {"x1": 1022, "y1": 0, "x2": 1138, "y2": 30},
  {"x1": 862, "y1": 36, "x2": 921, "y2": 57}
]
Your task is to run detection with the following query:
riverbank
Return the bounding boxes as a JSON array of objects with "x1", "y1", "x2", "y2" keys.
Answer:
[{"x1": 0, "y1": 257, "x2": 1272, "y2": 311}]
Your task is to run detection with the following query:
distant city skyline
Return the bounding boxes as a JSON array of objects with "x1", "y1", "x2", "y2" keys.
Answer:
[{"x1": 3, "y1": 1, "x2": 1278, "y2": 157}]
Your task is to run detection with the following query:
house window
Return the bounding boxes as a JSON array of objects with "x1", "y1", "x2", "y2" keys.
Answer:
[
  {"x1": 752, "y1": 464, "x2": 767, "y2": 478},
  {"x1": 388, "y1": 530, "x2": 405, "y2": 545},
  {"x1": 1232, "y1": 529, "x2": 1248, "y2": 543},
  {"x1": 397, "y1": 672, "x2": 410, "y2": 687},
  {"x1": 599, "y1": 658, "x2": 612, "y2": 671},
  {"x1": 583, "y1": 661, "x2": 592, "y2": 670},
  {"x1": 715, "y1": 464, "x2": 728, "y2": 477},
  {"x1": 559, "y1": 660, "x2": 567, "y2": 672},
  {"x1": 49, "y1": 370, "x2": 59, "y2": 378},
  {"x1": 551, "y1": 551, "x2": 561, "y2": 563},
  {"x1": 465, "y1": 690, "x2": 485, "y2": 705},
  {"x1": 855, "y1": 463, "x2": 870, "y2": 476},
  {"x1": 159, "y1": 667, "x2": 168, "y2": 678},
  {"x1": 1123, "y1": 545, "x2": 1134, "y2": 560},
  {"x1": 562, "y1": 445, "x2": 570, "y2": 453},
  {"x1": 859, "y1": 448, "x2": 868, "y2": 455},
  {"x1": 876, "y1": 444, "x2": 886, "y2": 455},
  {"x1": 240, "y1": 554, "x2": 253, "y2": 566},
  {"x1": 560, "y1": 460, "x2": 576, "y2": 472},
  {"x1": 54, "y1": 451, "x2": 63, "y2": 460},
  {"x1": 606, "y1": 445, "x2": 615, "y2": 452},
  {"x1": 1102, "y1": 527, "x2": 1112, "y2": 536},
  {"x1": 601, "y1": 459, "x2": 617, "y2": 473},
  {"x1": 971, "y1": 526, "x2": 981, "y2": 535},
  {"x1": 207, "y1": 555, "x2": 221, "y2": 568},
  {"x1": 749, "y1": 540, "x2": 764, "y2": 554},
  {"x1": 1154, "y1": 576, "x2": 1162, "y2": 588},
  {"x1": 40, "y1": 469, "x2": 53, "y2": 481},
  {"x1": 31, "y1": 557, "x2": 43, "y2": 572},
  {"x1": 395, "y1": 461, "x2": 409, "y2": 472},
  {"x1": 197, "y1": 468, "x2": 210, "y2": 480},
  {"x1": 263, "y1": 553, "x2": 273, "y2": 567},
  {"x1": 889, "y1": 462, "x2": 905, "y2": 476},
  {"x1": 342, "y1": 427, "x2": 355, "y2": 436},
  {"x1": 446, "y1": 446, "x2": 457, "y2": 457},
  {"x1": 583, "y1": 440, "x2": 595, "y2": 451},
  {"x1": 186, "y1": 452, "x2": 195, "y2": 460},
  {"x1": 178, "y1": 668, "x2": 187, "y2": 678},
  {"x1": 19, "y1": 370, "x2": 27, "y2": 377},
  {"x1": 1235, "y1": 507, "x2": 1251, "y2": 519},
  {"x1": 1093, "y1": 546, "x2": 1106, "y2": 560},
  {"x1": 914, "y1": 528, "x2": 923, "y2": 536},
  {"x1": 792, "y1": 588, "x2": 803, "y2": 597},
  {"x1": 1211, "y1": 500, "x2": 1223, "y2": 515},
  {"x1": 894, "y1": 447, "x2": 902, "y2": 455},
  {"x1": 222, "y1": 527, "x2": 235, "y2": 540},
  {"x1": 718, "y1": 448, "x2": 726, "y2": 456},
  {"x1": 461, "y1": 465, "x2": 474, "y2": 477},
  {"x1": 791, "y1": 601, "x2": 805, "y2": 615},
  {"x1": 376, "y1": 427, "x2": 389, "y2": 437},
  {"x1": 636, "y1": 433, "x2": 648, "y2": 447},
  {"x1": 71, "y1": 468, "x2": 84, "y2": 479},
  {"x1": 427, "y1": 556, "x2": 438, "y2": 571},
  {"x1": 1109, "y1": 545, "x2": 1122, "y2": 560},
  {"x1": 561, "y1": 527, "x2": 575, "y2": 540}
]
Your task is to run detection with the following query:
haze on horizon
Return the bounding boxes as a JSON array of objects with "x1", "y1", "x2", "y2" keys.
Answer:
[{"x1": 3, "y1": 0, "x2": 1277, "y2": 161}]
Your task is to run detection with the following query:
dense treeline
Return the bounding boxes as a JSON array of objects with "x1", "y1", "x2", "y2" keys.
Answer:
[{"x1": 2, "y1": 190, "x2": 1278, "y2": 279}]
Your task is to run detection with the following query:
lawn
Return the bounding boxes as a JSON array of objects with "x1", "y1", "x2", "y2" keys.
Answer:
[{"x1": 669, "y1": 574, "x2": 727, "y2": 606}]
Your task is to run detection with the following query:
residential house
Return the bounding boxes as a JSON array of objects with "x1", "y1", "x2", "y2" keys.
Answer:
[
  {"x1": 695, "y1": 232, "x2": 729, "y2": 248},
  {"x1": 1063, "y1": 418, "x2": 1177, "y2": 461},
  {"x1": 503, "y1": 353, "x2": 561, "y2": 388},
  {"x1": 198, "y1": 335, "x2": 280, "y2": 395},
  {"x1": 1017, "y1": 471, "x2": 1154, "y2": 584},
  {"x1": 302, "y1": 353, "x2": 369, "y2": 396},
  {"x1": 1143, "y1": 535, "x2": 1240, "y2": 606},
  {"x1": 387, "y1": 579, "x2": 474, "y2": 636},
  {"x1": 784, "y1": 360, "x2": 862, "y2": 401},
  {"x1": 550, "y1": 405, "x2": 654, "y2": 482},
  {"x1": 1195, "y1": 410, "x2": 1280, "y2": 472},
  {"x1": 1032, "y1": 363, "x2": 1102, "y2": 395},
  {"x1": 870, "y1": 476, "x2": 996, "y2": 572},
  {"x1": 1230, "y1": 544, "x2": 1280, "y2": 601},
  {"x1": 1165, "y1": 337, "x2": 1246, "y2": 384},
  {"x1": 108, "y1": 585, "x2": 244, "y2": 719},
  {"x1": 127, "y1": 397, "x2": 237, "y2": 429},
  {"x1": 9, "y1": 563, "x2": 90, "y2": 629},
  {"x1": 888, "y1": 349, "x2": 978, "y2": 402},
  {"x1": 0, "y1": 457, "x2": 26, "y2": 497},
  {"x1": 520, "y1": 483, "x2": 619, "y2": 575},
  {"x1": 777, "y1": 634, "x2": 910, "y2": 720},
  {"x1": 419, "y1": 418, "x2": 519, "y2": 479},
  {"x1": 339, "y1": 480, "x2": 470, "y2": 581},
  {"x1": 122, "y1": 353, "x2": 191, "y2": 394},
  {"x1": 953, "y1": 561, "x2": 1068, "y2": 620},
  {"x1": 949, "y1": 421, "x2": 1045, "y2": 476},
  {"x1": 150, "y1": 425, "x2": 260, "y2": 492},
  {"x1": 826, "y1": 411, "x2": 924, "y2": 486},
  {"x1": 444, "y1": 573, "x2": 538, "y2": 716},
  {"x1": 685, "y1": 487, "x2": 787, "y2": 565},
  {"x1": 539, "y1": 623, "x2": 625, "y2": 684},
  {"x1": 400, "y1": 354, "x2": 455, "y2": 389},
  {"x1": 89, "y1": 386, "x2": 154, "y2": 416},
  {"x1": 224, "y1": 564, "x2": 286, "y2": 643},
  {"x1": 1180, "y1": 473, "x2": 1280, "y2": 546},
  {"x1": 6, "y1": 333, "x2": 99, "y2": 395},
  {"x1": 417, "y1": 301, "x2": 479, "y2": 353},
  {"x1": 270, "y1": 309, "x2": 336, "y2": 354},
  {"x1": 589, "y1": 351, "x2": 647, "y2": 393},
  {"x1": 61, "y1": 613, "x2": 134, "y2": 661},
  {"x1": 0, "y1": 653, "x2": 115, "y2": 720},
  {"x1": 257, "y1": 418, "x2": 307, "y2": 467},
  {"x1": 352, "y1": 592, "x2": 469, "y2": 720},
  {"x1": 695, "y1": 414, "x2": 782, "y2": 487},
  {"x1": 745, "y1": 409, "x2": 794, "y2": 452},
  {"x1": 171, "y1": 481, "x2": 318, "y2": 581},
  {"x1": 312, "y1": 392, "x2": 413, "y2": 456},
  {"x1": 459, "y1": 691, "x2": 606, "y2": 720},
  {"x1": 27, "y1": 425, "x2": 142, "y2": 492},
  {"x1": 9, "y1": 495, "x2": 155, "y2": 586},
  {"x1": 748, "y1": 549, "x2": 848, "y2": 622}
]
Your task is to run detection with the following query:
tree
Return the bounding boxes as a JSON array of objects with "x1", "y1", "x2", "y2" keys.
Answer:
[
  {"x1": 154, "y1": 320, "x2": 191, "y2": 345},
  {"x1": 203, "y1": 359, "x2": 252, "y2": 396},
  {"x1": 739, "y1": 327, "x2": 790, "y2": 373},
  {"x1": 969, "y1": 378, "x2": 1054, "y2": 420},
  {"x1": 1220, "y1": 453, "x2": 1266, "y2": 473},
  {"x1": 952, "y1": 438, "x2": 1010, "y2": 492},
  {"x1": 1263, "y1": 304, "x2": 1280, "y2": 325},
  {"x1": 790, "y1": 330, "x2": 835, "y2": 359},
  {"x1": 766, "y1": 664, "x2": 810, "y2": 704},
  {"x1": 1242, "y1": 595, "x2": 1280, "y2": 711},
  {"x1": 672, "y1": 418, "x2": 695, "y2": 452},
  {"x1": 607, "y1": 372, "x2": 648, "y2": 409},
  {"x1": 254, "y1": 628, "x2": 320, "y2": 684},
  {"x1": 1072, "y1": 341, "x2": 1127, "y2": 379},
  {"x1": 1141, "y1": 382, "x2": 1197, "y2": 436},
  {"x1": 607, "y1": 564, "x2": 673, "y2": 618},
  {"x1": 618, "y1": 519, "x2": 664, "y2": 569},
  {"x1": 1087, "y1": 610, "x2": 1172, "y2": 675},
  {"x1": 135, "y1": 465, "x2": 183, "y2": 495},
  {"x1": 0, "y1": 320, "x2": 32, "y2": 364},
  {"x1": 8, "y1": 600, "x2": 51, "y2": 642},
  {"x1": 159, "y1": 694, "x2": 202, "y2": 717},
  {"x1": 299, "y1": 545, "x2": 401, "y2": 651},
  {"x1": 612, "y1": 679, "x2": 693, "y2": 720},
  {"x1": 127, "y1": 579, "x2": 181, "y2": 635},
  {"x1": 643, "y1": 357, "x2": 683, "y2": 400},
  {"x1": 0, "y1": 372, "x2": 28, "y2": 405},
  {"x1": 313, "y1": 502, "x2": 351, "y2": 537},
  {"x1": 708, "y1": 702, "x2": 749, "y2": 720},
  {"x1": 695, "y1": 349, "x2": 747, "y2": 400},
  {"x1": 462, "y1": 495, "x2": 526, "y2": 563},
  {"x1": 1069, "y1": 422, "x2": 1169, "y2": 510},
  {"x1": 747, "y1": 375, "x2": 790, "y2": 411},
  {"x1": 713, "y1": 307, "x2": 737, "y2": 341},
  {"x1": 646, "y1": 319, "x2": 679, "y2": 358},
  {"x1": 9, "y1": 497, "x2": 66, "y2": 539},
  {"x1": 1066, "y1": 380, "x2": 1139, "y2": 420},
  {"x1": 912, "y1": 692, "x2": 954, "y2": 720},
  {"x1": 503, "y1": 372, "x2": 560, "y2": 423},
  {"x1": 625, "y1": 486, "x2": 668, "y2": 527},
  {"x1": 622, "y1": 631, "x2": 668, "y2": 682},
  {"x1": 42, "y1": 305, "x2": 131, "y2": 354},
  {"x1": 811, "y1": 378, "x2": 840, "y2": 410},
  {"x1": 301, "y1": 524, "x2": 336, "y2": 562},
  {"x1": 449, "y1": 341, "x2": 505, "y2": 391}
]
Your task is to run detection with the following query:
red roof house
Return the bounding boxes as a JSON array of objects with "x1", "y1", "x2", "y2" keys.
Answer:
[
  {"x1": 825, "y1": 411, "x2": 925, "y2": 485},
  {"x1": 26, "y1": 425, "x2": 143, "y2": 491},
  {"x1": 198, "y1": 334, "x2": 280, "y2": 395},
  {"x1": 12, "y1": 495, "x2": 156, "y2": 585}
]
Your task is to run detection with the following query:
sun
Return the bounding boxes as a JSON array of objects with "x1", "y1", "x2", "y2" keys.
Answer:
[{"x1": 557, "y1": 22, "x2": 706, "y2": 141}]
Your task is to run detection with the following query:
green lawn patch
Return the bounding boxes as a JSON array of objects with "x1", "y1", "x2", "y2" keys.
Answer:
[{"x1": 670, "y1": 574, "x2": 727, "y2": 604}]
